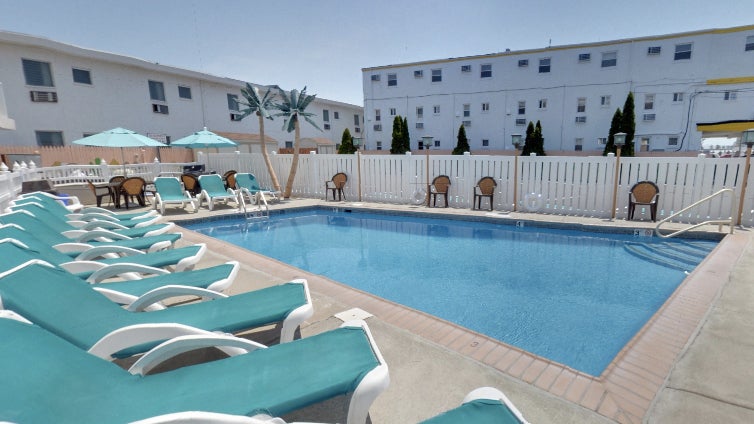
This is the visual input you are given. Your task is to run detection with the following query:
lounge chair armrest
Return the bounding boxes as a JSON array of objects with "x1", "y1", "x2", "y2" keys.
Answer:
[
  {"x1": 125, "y1": 285, "x2": 229, "y2": 312},
  {"x1": 133, "y1": 412, "x2": 290, "y2": 424},
  {"x1": 0, "y1": 310, "x2": 34, "y2": 324},
  {"x1": 78, "y1": 206, "x2": 114, "y2": 215},
  {"x1": 341, "y1": 320, "x2": 390, "y2": 424},
  {"x1": 66, "y1": 213, "x2": 119, "y2": 223},
  {"x1": 87, "y1": 323, "x2": 254, "y2": 361},
  {"x1": 463, "y1": 387, "x2": 530, "y2": 424},
  {"x1": 85, "y1": 263, "x2": 169, "y2": 282},
  {"x1": 128, "y1": 333, "x2": 267, "y2": 375},
  {"x1": 72, "y1": 229, "x2": 131, "y2": 242},
  {"x1": 77, "y1": 220, "x2": 129, "y2": 231},
  {"x1": 279, "y1": 279, "x2": 314, "y2": 343},
  {"x1": 75, "y1": 245, "x2": 145, "y2": 260},
  {"x1": 53, "y1": 242, "x2": 93, "y2": 254}
]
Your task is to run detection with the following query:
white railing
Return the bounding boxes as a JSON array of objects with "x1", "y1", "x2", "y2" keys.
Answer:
[
  {"x1": 655, "y1": 188, "x2": 736, "y2": 238},
  {"x1": 3, "y1": 152, "x2": 751, "y2": 228},
  {"x1": 205, "y1": 152, "x2": 753, "y2": 227}
]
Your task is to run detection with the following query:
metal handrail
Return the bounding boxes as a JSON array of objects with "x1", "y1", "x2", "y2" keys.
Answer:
[
  {"x1": 655, "y1": 188, "x2": 736, "y2": 238},
  {"x1": 237, "y1": 189, "x2": 269, "y2": 220}
]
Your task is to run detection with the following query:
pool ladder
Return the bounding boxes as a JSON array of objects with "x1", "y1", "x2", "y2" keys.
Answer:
[
  {"x1": 654, "y1": 188, "x2": 735, "y2": 238},
  {"x1": 237, "y1": 190, "x2": 270, "y2": 220}
]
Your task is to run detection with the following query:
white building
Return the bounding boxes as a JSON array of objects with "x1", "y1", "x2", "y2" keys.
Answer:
[
  {"x1": 362, "y1": 25, "x2": 754, "y2": 154},
  {"x1": 0, "y1": 30, "x2": 362, "y2": 152}
]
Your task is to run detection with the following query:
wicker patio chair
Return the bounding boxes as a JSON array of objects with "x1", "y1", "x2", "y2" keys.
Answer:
[
  {"x1": 325, "y1": 172, "x2": 348, "y2": 201},
  {"x1": 628, "y1": 181, "x2": 660, "y2": 221},
  {"x1": 429, "y1": 175, "x2": 451, "y2": 207},
  {"x1": 473, "y1": 177, "x2": 497, "y2": 211}
]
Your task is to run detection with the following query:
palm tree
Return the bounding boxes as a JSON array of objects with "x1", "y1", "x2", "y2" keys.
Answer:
[
  {"x1": 238, "y1": 83, "x2": 281, "y2": 192},
  {"x1": 274, "y1": 86, "x2": 321, "y2": 199}
]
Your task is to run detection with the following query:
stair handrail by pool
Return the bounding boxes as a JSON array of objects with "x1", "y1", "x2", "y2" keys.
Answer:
[{"x1": 655, "y1": 188, "x2": 736, "y2": 238}]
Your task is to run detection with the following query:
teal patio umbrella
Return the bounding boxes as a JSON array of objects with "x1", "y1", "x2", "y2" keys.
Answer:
[
  {"x1": 171, "y1": 127, "x2": 238, "y2": 149},
  {"x1": 72, "y1": 127, "x2": 167, "y2": 174}
]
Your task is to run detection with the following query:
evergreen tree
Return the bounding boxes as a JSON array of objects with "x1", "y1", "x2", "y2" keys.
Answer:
[
  {"x1": 521, "y1": 121, "x2": 535, "y2": 156},
  {"x1": 401, "y1": 116, "x2": 410, "y2": 152},
  {"x1": 603, "y1": 108, "x2": 623, "y2": 156},
  {"x1": 452, "y1": 124, "x2": 470, "y2": 155},
  {"x1": 338, "y1": 128, "x2": 357, "y2": 154},
  {"x1": 620, "y1": 92, "x2": 636, "y2": 156},
  {"x1": 390, "y1": 115, "x2": 404, "y2": 154},
  {"x1": 533, "y1": 120, "x2": 546, "y2": 156}
]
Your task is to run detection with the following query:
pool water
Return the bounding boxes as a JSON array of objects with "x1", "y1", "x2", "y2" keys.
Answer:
[{"x1": 187, "y1": 210, "x2": 717, "y2": 375}]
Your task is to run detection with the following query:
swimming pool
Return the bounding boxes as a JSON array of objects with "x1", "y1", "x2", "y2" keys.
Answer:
[{"x1": 187, "y1": 209, "x2": 717, "y2": 375}]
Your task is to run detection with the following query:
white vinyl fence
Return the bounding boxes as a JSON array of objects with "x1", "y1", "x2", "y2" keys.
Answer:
[
  {"x1": 2, "y1": 152, "x2": 751, "y2": 227},
  {"x1": 206, "y1": 152, "x2": 754, "y2": 227}
]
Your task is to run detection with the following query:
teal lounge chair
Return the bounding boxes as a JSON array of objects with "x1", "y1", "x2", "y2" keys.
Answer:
[
  {"x1": 0, "y1": 228, "x2": 206, "y2": 279},
  {"x1": 420, "y1": 387, "x2": 529, "y2": 424},
  {"x1": 0, "y1": 209, "x2": 175, "y2": 239},
  {"x1": 0, "y1": 237, "x2": 239, "y2": 308},
  {"x1": 236, "y1": 172, "x2": 280, "y2": 204},
  {"x1": 0, "y1": 262, "x2": 314, "y2": 349},
  {"x1": 0, "y1": 217, "x2": 180, "y2": 255},
  {"x1": 0, "y1": 315, "x2": 387, "y2": 424},
  {"x1": 153, "y1": 176, "x2": 199, "y2": 214},
  {"x1": 10, "y1": 201, "x2": 161, "y2": 228},
  {"x1": 198, "y1": 174, "x2": 238, "y2": 211},
  {"x1": 16, "y1": 191, "x2": 158, "y2": 221}
]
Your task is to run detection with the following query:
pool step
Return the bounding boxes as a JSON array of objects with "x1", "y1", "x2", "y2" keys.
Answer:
[{"x1": 623, "y1": 241, "x2": 713, "y2": 272}]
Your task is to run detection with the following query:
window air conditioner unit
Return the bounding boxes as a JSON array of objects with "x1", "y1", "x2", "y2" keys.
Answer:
[{"x1": 30, "y1": 91, "x2": 58, "y2": 103}]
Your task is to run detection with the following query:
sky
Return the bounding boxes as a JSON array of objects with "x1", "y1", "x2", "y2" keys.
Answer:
[{"x1": 1, "y1": 0, "x2": 753, "y2": 106}]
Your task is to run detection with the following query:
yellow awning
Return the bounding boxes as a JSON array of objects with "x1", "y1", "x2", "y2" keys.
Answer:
[{"x1": 697, "y1": 121, "x2": 754, "y2": 132}]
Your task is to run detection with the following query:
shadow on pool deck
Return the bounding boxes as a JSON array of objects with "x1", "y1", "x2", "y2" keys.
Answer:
[{"x1": 133, "y1": 198, "x2": 754, "y2": 423}]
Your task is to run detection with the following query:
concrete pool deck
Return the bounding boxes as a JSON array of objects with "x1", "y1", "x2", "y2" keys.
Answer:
[{"x1": 131, "y1": 198, "x2": 753, "y2": 423}]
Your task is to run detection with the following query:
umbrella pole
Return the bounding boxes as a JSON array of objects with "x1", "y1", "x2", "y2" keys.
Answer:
[{"x1": 121, "y1": 148, "x2": 127, "y2": 176}]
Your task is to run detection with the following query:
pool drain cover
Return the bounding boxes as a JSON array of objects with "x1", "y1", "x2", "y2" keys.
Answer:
[{"x1": 334, "y1": 308, "x2": 373, "y2": 322}]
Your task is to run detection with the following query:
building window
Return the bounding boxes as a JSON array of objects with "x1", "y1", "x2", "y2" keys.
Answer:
[
  {"x1": 416, "y1": 107, "x2": 423, "y2": 119},
  {"x1": 539, "y1": 99, "x2": 547, "y2": 109},
  {"x1": 518, "y1": 101, "x2": 526, "y2": 115},
  {"x1": 480, "y1": 64, "x2": 492, "y2": 78},
  {"x1": 724, "y1": 91, "x2": 737, "y2": 101},
  {"x1": 575, "y1": 116, "x2": 587, "y2": 123},
  {"x1": 387, "y1": 73, "x2": 397, "y2": 86},
  {"x1": 518, "y1": 59, "x2": 528, "y2": 67},
  {"x1": 153, "y1": 104, "x2": 169, "y2": 114},
  {"x1": 178, "y1": 86, "x2": 192, "y2": 99},
  {"x1": 431, "y1": 69, "x2": 442, "y2": 82},
  {"x1": 577, "y1": 97, "x2": 586, "y2": 113},
  {"x1": 668, "y1": 137, "x2": 679, "y2": 146},
  {"x1": 389, "y1": 108, "x2": 396, "y2": 116},
  {"x1": 482, "y1": 139, "x2": 489, "y2": 147},
  {"x1": 375, "y1": 109, "x2": 381, "y2": 121},
  {"x1": 416, "y1": 122, "x2": 424, "y2": 129},
  {"x1": 481, "y1": 102, "x2": 490, "y2": 112},
  {"x1": 463, "y1": 104, "x2": 470, "y2": 117},
  {"x1": 434, "y1": 140, "x2": 441, "y2": 148},
  {"x1": 647, "y1": 46, "x2": 662, "y2": 55},
  {"x1": 371, "y1": 74, "x2": 380, "y2": 82},
  {"x1": 601, "y1": 52, "x2": 617, "y2": 67},
  {"x1": 600, "y1": 95, "x2": 611, "y2": 107},
  {"x1": 644, "y1": 94, "x2": 654, "y2": 110},
  {"x1": 285, "y1": 141, "x2": 293, "y2": 148},
  {"x1": 538, "y1": 58, "x2": 551, "y2": 73},
  {"x1": 747, "y1": 35, "x2": 754, "y2": 51},
  {"x1": 575, "y1": 138, "x2": 583, "y2": 151},
  {"x1": 22, "y1": 59, "x2": 54, "y2": 87},
  {"x1": 515, "y1": 118, "x2": 526, "y2": 126},
  {"x1": 323, "y1": 123, "x2": 331, "y2": 130},
  {"x1": 433, "y1": 105, "x2": 441, "y2": 114},
  {"x1": 674, "y1": 43, "x2": 692, "y2": 60},
  {"x1": 35, "y1": 130, "x2": 63, "y2": 146},
  {"x1": 227, "y1": 94, "x2": 239, "y2": 111},
  {"x1": 355, "y1": 127, "x2": 361, "y2": 133},
  {"x1": 643, "y1": 113, "x2": 656, "y2": 121},
  {"x1": 462, "y1": 120, "x2": 471, "y2": 127},
  {"x1": 414, "y1": 70, "x2": 423, "y2": 78},
  {"x1": 323, "y1": 110, "x2": 330, "y2": 122},
  {"x1": 461, "y1": 65, "x2": 471, "y2": 73},
  {"x1": 598, "y1": 137, "x2": 607, "y2": 145},
  {"x1": 148, "y1": 80, "x2": 166, "y2": 101},
  {"x1": 578, "y1": 53, "x2": 591, "y2": 62},
  {"x1": 376, "y1": 141, "x2": 382, "y2": 150},
  {"x1": 354, "y1": 114, "x2": 360, "y2": 126},
  {"x1": 334, "y1": 111, "x2": 339, "y2": 120},
  {"x1": 72, "y1": 68, "x2": 91, "y2": 85},
  {"x1": 673, "y1": 92, "x2": 684, "y2": 102},
  {"x1": 373, "y1": 124, "x2": 382, "y2": 131}
]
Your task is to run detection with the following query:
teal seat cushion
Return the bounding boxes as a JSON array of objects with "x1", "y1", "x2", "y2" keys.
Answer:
[{"x1": 421, "y1": 399, "x2": 523, "y2": 424}]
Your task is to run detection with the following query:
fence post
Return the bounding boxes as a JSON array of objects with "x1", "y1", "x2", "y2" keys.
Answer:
[
  {"x1": 512, "y1": 155, "x2": 518, "y2": 212},
  {"x1": 737, "y1": 141, "x2": 754, "y2": 225},
  {"x1": 357, "y1": 151, "x2": 362, "y2": 202}
]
